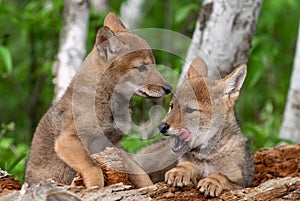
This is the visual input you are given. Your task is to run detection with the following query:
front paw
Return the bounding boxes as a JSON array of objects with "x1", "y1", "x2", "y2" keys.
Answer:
[
  {"x1": 165, "y1": 167, "x2": 193, "y2": 187},
  {"x1": 82, "y1": 167, "x2": 104, "y2": 188},
  {"x1": 197, "y1": 174, "x2": 223, "y2": 197}
]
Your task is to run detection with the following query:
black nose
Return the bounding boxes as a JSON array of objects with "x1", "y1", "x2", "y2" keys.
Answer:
[
  {"x1": 163, "y1": 84, "x2": 172, "y2": 95},
  {"x1": 158, "y1": 122, "x2": 170, "y2": 134}
]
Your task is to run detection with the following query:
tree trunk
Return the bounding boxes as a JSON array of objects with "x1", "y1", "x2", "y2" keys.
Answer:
[
  {"x1": 178, "y1": 0, "x2": 262, "y2": 87},
  {"x1": 279, "y1": 20, "x2": 300, "y2": 142},
  {"x1": 120, "y1": 0, "x2": 145, "y2": 29},
  {"x1": 52, "y1": 0, "x2": 90, "y2": 103},
  {"x1": 90, "y1": 0, "x2": 108, "y2": 12}
]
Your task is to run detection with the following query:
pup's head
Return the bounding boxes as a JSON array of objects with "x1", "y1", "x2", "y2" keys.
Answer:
[
  {"x1": 158, "y1": 56, "x2": 247, "y2": 154},
  {"x1": 95, "y1": 13, "x2": 172, "y2": 98}
]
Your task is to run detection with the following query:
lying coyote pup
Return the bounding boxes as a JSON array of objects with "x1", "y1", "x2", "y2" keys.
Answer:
[
  {"x1": 25, "y1": 13, "x2": 172, "y2": 188},
  {"x1": 158, "y1": 57, "x2": 253, "y2": 197}
]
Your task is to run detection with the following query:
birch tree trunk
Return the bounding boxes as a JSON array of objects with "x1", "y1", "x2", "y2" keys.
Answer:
[
  {"x1": 90, "y1": 0, "x2": 108, "y2": 12},
  {"x1": 120, "y1": 0, "x2": 145, "y2": 29},
  {"x1": 279, "y1": 21, "x2": 300, "y2": 142},
  {"x1": 178, "y1": 0, "x2": 262, "y2": 87},
  {"x1": 52, "y1": 0, "x2": 90, "y2": 103}
]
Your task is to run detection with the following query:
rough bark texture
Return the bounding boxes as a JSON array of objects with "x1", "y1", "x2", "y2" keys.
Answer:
[
  {"x1": 2, "y1": 145, "x2": 300, "y2": 200},
  {"x1": 178, "y1": 0, "x2": 262, "y2": 87},
  {"x1": 279, "y1": 20, "x2": 300, "y2": 142},
  {"x1": 52, "y1": 0, "x2": 89, "y2": 103},
  {"x1": 0, "y1": 170, "x2": 21, "y2": 197},
  {"x1": 251, "y1": 144, "x2": 300, "y2": 187},
  {"x1": 2, "y1": 178, "x2": 300, "y2": 201}
]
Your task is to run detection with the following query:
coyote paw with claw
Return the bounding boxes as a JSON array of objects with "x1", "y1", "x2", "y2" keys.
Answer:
[
  {"x1": 165, "y1": 167, "x2": 195, "y2": 187},
  {"x1": 197, "y1": 174, "x2": 223, "y2": 197}
]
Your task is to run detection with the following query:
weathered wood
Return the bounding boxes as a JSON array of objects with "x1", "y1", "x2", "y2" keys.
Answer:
[
  {"x1": 2, "y1": 145, "x2": 300, "y2": 200},
  {"x1": 251, "y1": 144, "x2": 300, "y2": 187},
  {"x1": 0, "y1": 182, "x2": 152, "y2": 201},
  {"x1": 2, "y1": 177, "x2": 300, "y2": 201},
  {"x1": 0, "y1": 170, "x2": 21, "y2": 197},
  {"x1": 219, "y1": 177, "x2": 300, "y2": 201}
]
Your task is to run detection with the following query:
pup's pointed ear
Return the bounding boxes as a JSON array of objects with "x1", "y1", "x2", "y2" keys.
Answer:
[
  {"x1": 222, "y1": 64, "x2": 247, "y2": 106},
  {"x1": 95, "y1": 26, "x2": 124, "y2": 60},
  {"x1": 104, "y1": 12, "x2": 127, "y2": 33},
  {"x1": 187, "y1": 56, "x2": 208, "y2": 79}
]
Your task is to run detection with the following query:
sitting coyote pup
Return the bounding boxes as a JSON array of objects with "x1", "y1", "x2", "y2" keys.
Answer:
[
  {"x1": 25, "y1": 13, "x2": 172, "y2": 188},
  {"x1": 158, "y1": 57, "x2": 253, "y2": 197}
]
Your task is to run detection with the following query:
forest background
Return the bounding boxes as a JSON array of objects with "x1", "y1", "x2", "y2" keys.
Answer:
[{"x1": 0, "y1": 0, "x2": 300, "y2": 183}]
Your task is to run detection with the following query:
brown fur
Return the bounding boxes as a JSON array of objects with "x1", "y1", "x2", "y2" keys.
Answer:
[
  {"x1": 138, "y1": 56, "x2": 253, "y2": 197},
  {"x1": 25, "y1": 13, "x2": 172, "y2": 188}
]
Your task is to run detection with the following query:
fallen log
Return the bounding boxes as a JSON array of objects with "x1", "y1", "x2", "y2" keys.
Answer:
[
  {"x1": 1, "y1": 145, "x2": 300, "y2": 200},
  {"x1": 0, "y1": 169, "x2": 21, "y2": 197}
]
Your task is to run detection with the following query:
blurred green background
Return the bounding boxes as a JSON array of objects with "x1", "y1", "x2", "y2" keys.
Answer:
[{"x1": 0, "y1": 0, "x2": 299, "y2": 182}]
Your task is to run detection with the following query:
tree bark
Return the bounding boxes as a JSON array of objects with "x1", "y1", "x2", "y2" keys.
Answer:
[
  {"x1": 90, "y1": 0, "x2": 107, "y2": 12},
  {"x1": 120, "y1": 0, "x2": 145, "y2": 30},
  {"x1": 279, "y1": 20, "x2": 300, "y2": 142},
  {"x1": 3, "y1": 177, "x2": 300, "y2": 201},
  {"x1": 52, "y1": 0, "x2": 90, "y2": 103},
  {"x1": 178, "y1": 0, "x2": 262, "y2": 87},
  {"x1": 2, "y1": 145, "x2": 300, "y2": 200}
]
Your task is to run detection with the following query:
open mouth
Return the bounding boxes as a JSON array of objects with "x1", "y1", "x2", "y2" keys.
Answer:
[
  {"x1": 135, "y1": 88, "x2": 164, "y2": 98},
  {"x1": 172, "y1": 128, "x2": 192, "y2": 154}
]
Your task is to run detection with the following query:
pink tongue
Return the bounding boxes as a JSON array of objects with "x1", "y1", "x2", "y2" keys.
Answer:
[{"x1": 178, "y1": 128, "x2": 192, "y2": 141}]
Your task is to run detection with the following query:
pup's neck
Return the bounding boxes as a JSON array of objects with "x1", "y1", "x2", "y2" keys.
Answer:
[{"x1": 189, "y1": 109, "x2": 242, "y2": 158}]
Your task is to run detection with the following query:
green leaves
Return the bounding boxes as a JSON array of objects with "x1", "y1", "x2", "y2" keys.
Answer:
[
  {"x1": 0, "y1": 122, "x2": 28, "y2": 183},
  {"x1": 0, "y1": 46, "x2": 12, "y2": 78},
  {"x1": 236, "y1": 0, "x2": 300, "y2": 150},
  {"x1": 174, "y1": 3, "x2": 199, "y2": 24}
]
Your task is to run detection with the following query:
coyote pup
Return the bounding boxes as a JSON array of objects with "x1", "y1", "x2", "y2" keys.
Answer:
[
  {"x1": 25, "y1": 13, "x2": 172, "y2": 188},
  {"x1": 158, "y1": 57, "x2": 253, "y2": 197}
]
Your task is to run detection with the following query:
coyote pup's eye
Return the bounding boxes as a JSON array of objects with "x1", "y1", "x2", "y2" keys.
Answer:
[
  {"x1": 168, "y1": 103, "x2": 173, "y2": 113},
  {"x1": 184, "y1": 107, "x2": 196, "y2": 113},
  {"x1": 136, "y1": 64, "x2": 147, "y2": 72}
]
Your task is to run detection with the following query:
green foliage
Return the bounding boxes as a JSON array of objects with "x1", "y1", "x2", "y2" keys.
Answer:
[
  {"x1": 236, "y1": 0, "x2": 300, "y2": 151},
  {"x1": 0, "y1": 46, "x2": 12, "y2": 78},
  {"x1": 0, "y1": 0, "x2": 63, "y2": 145},
  {"x1": 0, "y1": 0, "x2": 62, "y2": 182},
  {"x1": 174, "y1": 3, "x2": 199, "y2": 24},
  {"x1": 0, "y1": 122, "x2": 29, "y2": 183},
  {"x1": 242, "y1": 102, "x2": 293, "y2": 152},
  {"x1": 121, "y1": 134, "x2": 164, "y2": 153}
]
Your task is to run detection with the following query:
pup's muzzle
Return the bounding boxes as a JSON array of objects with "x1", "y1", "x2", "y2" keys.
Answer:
[
  {"x1": 158, "y1": 122, "x2": 170, "y2": 135},
  {"x1": 162, "y1": 84, "x2": 172, "y2": 95}
]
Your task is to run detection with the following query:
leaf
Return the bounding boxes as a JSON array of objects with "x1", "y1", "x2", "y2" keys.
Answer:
[
  {"x1": 175, "y1": 4, "x2": 199, "y2": 24},
  {"x1": 6, "y1": 122, "x2": 15, "y2": 131},
  {"x1": 0, "y1": 138, "x2": 13, "y2": 149},
  {"x1": 0, "y1": 46, "x2": 13, "y2": 77},
  {"x1": 7, "y1": 153, "x2": 27, "y2": 172}
]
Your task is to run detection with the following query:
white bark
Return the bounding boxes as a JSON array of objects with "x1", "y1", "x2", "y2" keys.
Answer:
[
  {"x1": 178, "y1": 0, "x2": 262, "y2": 87},
  {"x1": 52, "y1": 0, "x2": 90, "y2": 103},
  {"x1": 279, "y1": 20, "x2": 300, "y2": 142},
  {"x1": 90, "y1": 0, "x2": 108, "y2": 12},
  {"x1": 120, "y1": 0, "x2": 145, "y2": 29}
]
